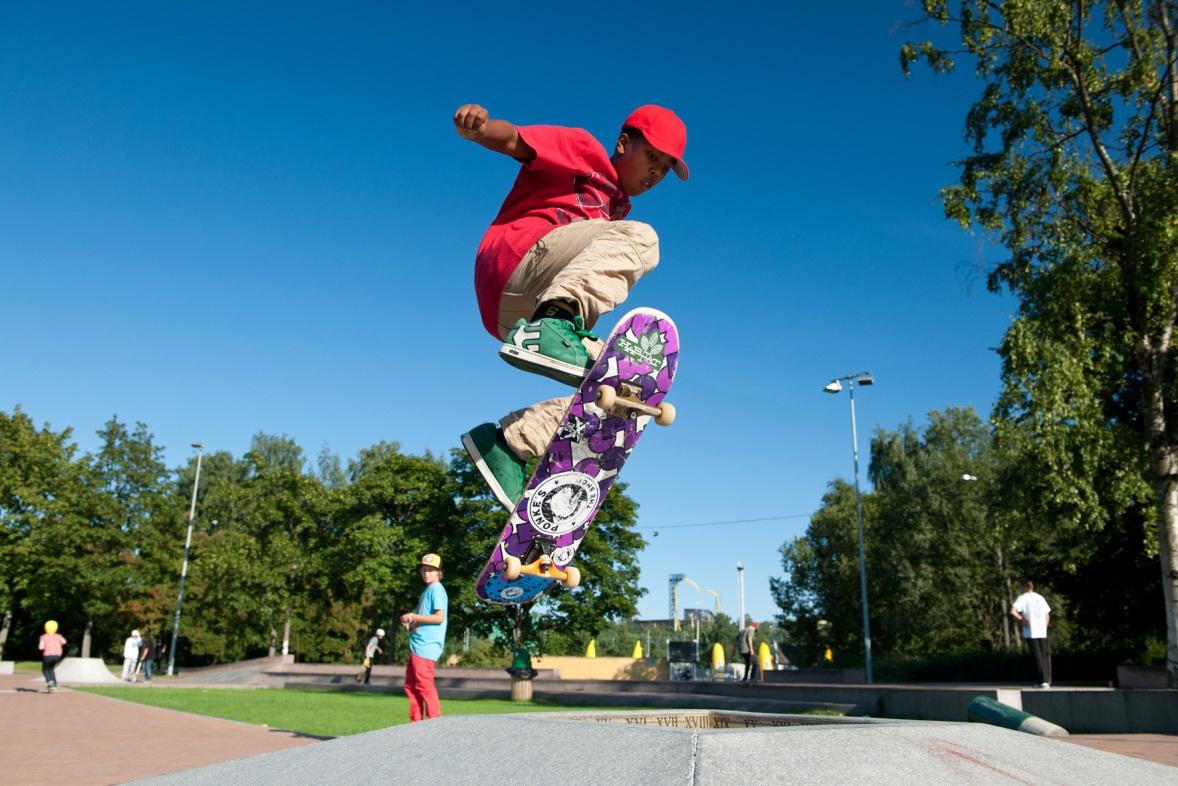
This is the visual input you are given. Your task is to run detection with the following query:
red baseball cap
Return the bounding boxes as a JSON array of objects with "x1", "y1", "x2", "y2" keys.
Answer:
[{"x1": 623, "y1": 104, "x2": 689, "y2": 180}]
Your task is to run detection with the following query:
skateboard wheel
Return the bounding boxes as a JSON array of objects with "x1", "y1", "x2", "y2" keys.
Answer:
[
  {"x1": 562, "y1": 566, "x2": 581, "y2": 589},
  {"x1": 655, "y1": 402, "x2": 676, "y2": 426},
  {"x1": 595, "y1": 385, "x2": 617, "y2": 409},
  {"x1": 503, "y1": 556, "x2": 522, "y2": 580}
]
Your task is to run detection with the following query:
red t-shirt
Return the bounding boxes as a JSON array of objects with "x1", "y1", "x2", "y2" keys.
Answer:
[{"x1": 474, "y1": 125, "x2": 631, "y2": 337}]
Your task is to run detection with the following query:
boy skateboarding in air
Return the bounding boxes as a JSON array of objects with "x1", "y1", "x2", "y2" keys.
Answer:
[{"x1": 454, "y1": 102, "x2": 689, "y2": 510}]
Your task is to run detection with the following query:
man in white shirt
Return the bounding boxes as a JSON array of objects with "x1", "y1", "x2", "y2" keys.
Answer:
[
  {"x1": 1011, "y1": 579, "x2": 1052, "y2": 688},
  {"x1": 121, "y1": 629, "x2": 141, "y2": 682}
]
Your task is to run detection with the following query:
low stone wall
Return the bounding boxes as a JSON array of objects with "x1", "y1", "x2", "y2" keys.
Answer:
[
  {"x1": 1116, "y1": 665, "x2": 1167, "y2": 689},
  {"x1": 1023, "y1": 687, "x2": 1178, "y2": 733},
  {"x1": 529, "y1": 656, "x2": 664, "y2": 681},
  {"x1": 763, "y1": 668, "x2": 865, "y2": 684}
]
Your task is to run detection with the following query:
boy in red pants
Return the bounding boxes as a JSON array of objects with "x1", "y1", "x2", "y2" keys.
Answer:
[
  {"x1": 454, "y1": 102, "x2": 689, "y2": 509},
  {"x1": 400, "y1": 553, "x2": 448, "y2": 721}
]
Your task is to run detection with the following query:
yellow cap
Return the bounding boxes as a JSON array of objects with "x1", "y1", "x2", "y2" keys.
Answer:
[
  {"x1": 420, "y1": 553, "x2": 442, "y2": 569},
  {"x1": 44, "y1": 620, "x2": 58, "y2": 634}
]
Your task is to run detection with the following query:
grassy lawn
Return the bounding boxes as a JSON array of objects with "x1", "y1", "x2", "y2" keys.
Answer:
[{"x1": 77, "y1": 686, "x2": 665, "y2": 737}]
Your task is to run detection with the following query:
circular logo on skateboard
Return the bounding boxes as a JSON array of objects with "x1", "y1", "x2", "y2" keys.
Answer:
[
  {"x1": 498, "y1": 585, "x2": 525, "y2": 600},
  {"x1": 528, "y1": 472, "x2": 600, "y2": 536}
]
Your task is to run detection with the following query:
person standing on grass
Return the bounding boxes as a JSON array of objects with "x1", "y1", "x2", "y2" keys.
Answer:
[
  {"x1": 121, "y1": 629, "x2": 141, "y2": 682},
  {"x1": 38, "y1": 620, "x2": 67, "y2": 693},
  {"x1": 359, "y1": 628, "x2": 385, "y2": 685},
  {"x1": 138, "y1": 633, "x2": 155, "y2": 683},
  {"x1": 400, "y1": 553, "x2": 448, "y2": 722}
]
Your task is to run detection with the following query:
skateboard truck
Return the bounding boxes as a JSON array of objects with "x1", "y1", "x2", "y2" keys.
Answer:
[
  {"x1": 502, "y1": 555, "x2": 582, "y2": 589},
  {"x1": 594, "y1": 382, "x2": 676, "y2": 426}
]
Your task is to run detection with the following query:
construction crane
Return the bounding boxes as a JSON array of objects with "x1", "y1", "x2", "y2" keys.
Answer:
[{"x1": 669, "y1": 574, "x2": 721, "y2": 631}]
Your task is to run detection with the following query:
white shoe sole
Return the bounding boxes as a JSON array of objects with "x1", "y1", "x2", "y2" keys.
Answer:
[
  {"x1": 460, "y1": 432, "x2": 517, "y2": 512},
  {"x1": 499, "y1": 344, "x2": 589, "y2": 387}
]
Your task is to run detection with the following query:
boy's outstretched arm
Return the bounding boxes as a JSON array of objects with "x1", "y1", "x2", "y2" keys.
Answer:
[{"x1": 453, "y1": 103, "x2": 536, "y2": 162}]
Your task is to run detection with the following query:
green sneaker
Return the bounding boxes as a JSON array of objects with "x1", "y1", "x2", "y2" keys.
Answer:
[
  {"x1": 499, "y1": 315, "x2": 598, "y2": 387},
  {"x1": 461, "y1": 423, "x2": 526, "y2": 511}
]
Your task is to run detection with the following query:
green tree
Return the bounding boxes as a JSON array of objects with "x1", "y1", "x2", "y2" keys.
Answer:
[
  {"x1": 158, "y1": 450, "x2": 252, "y2": 663},
  {"x1": 903, "y1": 1, "x2": 1178, "y2": 682},
  {"x1": 248, "y1": 432, "x2": 305, "y2": 474},
  {"x1": 868, "y1": 408, "x2": 1013, "y2": 655},
  {"x1": 174, "y1": 441, "x2": 337, "y2": 663},
  {"x1": 774, "y1": 408, "x2": 1011, "y2": 663},
  {"x1": 332, "y1": 443, "x2": 459, "y2": 663},
  {"x1": 316, "y1": 444, "x2": 347, "y2": 489},
  {"x1": 0, "y1": 409, "x2": 82, "y2": 658},
  {"x1": 772, "y1": 479, "x2": 877, "y2": 666},
  {"x1": 90, "y1": 419, "x2": 181, "y2": 655},
  {"x1": 30, "y1": 417, "x2": 179, "y2": 659}
]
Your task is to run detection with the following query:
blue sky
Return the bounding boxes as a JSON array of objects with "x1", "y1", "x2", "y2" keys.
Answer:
[{"x1": 0, "y1": 4, "x2": 1012, "y2": 628}]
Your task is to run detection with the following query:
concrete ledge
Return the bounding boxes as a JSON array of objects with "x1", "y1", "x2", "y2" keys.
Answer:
[
  {"x1": 0, "y1": 661, "x2": 13, "y2": 675},
  {"x1": 764, "y1": 668, "x2": 865, "y2": 684},
  {"x1": 264, "y1": 664, "x2": 1178, "y2": 734},
  {"x1": 1023, "y1": 688, "x2": 1178, "y2": 733},
  {"x1": 129, "y1": 712, "x2": 1178, "y2": 785},
  {"x1": 1117, "y1": 665, "x2": 1167, "y2": 689}
]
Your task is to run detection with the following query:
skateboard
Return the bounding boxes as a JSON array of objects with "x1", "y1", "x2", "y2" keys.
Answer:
[{"x1": 475, "y1": 306, "x2": 679, "y2": 605}]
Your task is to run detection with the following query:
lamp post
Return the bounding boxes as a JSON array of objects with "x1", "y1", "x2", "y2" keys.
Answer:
[
  {"x1": 168, "y1": 441, "x2": 204, "y2": 677},
  {"x1": 824, "y1": 372, "x2": 875, "y2": 683},
  {"x1": 736, "y1": 561, "x2": 746, "y2": 628}
]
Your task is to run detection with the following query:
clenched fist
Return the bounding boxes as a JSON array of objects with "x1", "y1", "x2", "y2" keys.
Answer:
[{"x1": 453, "y1": 104, "x2": 489, "y2": 139}]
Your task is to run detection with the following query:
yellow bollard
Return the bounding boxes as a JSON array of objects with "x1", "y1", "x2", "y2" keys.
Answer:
[
  {"x1": 632, "y1": 640, "x2": 643, "y2": 658},
  {"x1": 585, "y1": 639, "x2": 597, "y2": 658},
  {"x1": 712, "y1": 642, "x2": 726, "y2": 671},
  {"x1": 758, "y1": 641, "x2": 772, "y2": 674}
]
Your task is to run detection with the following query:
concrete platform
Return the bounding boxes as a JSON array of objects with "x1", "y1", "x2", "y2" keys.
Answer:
[
  {"x1": 266, "y1": 661, "x2": 1178, "y2": 733},
  {"x1": 1, "y1": 670, "x2": 1174, "y2": 783},
  {"x1": 53, "y1": 657, "x2": 122, "y2": 684},
  {"x1": 131, "y1": 710, "x2": 1178, "y2": 785}
]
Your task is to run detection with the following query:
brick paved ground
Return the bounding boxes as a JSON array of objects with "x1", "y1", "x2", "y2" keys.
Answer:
[
  {"x1": 1, "y1": 667, "x2": 1174, "y2": 783},
  {"x1": 0, "y1": 672, "x2": 316, "y2": 785},
  {"x1": 1060, "y1": 733, "x2": 1178, "y2": 767}
]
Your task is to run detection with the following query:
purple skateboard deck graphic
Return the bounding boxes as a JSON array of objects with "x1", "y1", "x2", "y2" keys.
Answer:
[{"x1": 476, "y1": 307, "x2": 679, "y2": 605}]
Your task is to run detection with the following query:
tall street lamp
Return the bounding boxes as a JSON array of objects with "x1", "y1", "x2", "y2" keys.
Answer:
[
  {"x1": 737, "y1": 561, "x2": 746, "y2": 628},
  {"x1": 824, "y1": 372, "x2": 875, "y2": 683},
  {"x1": 168, "y1": 441, "x2": 204, "y2": 677}
]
